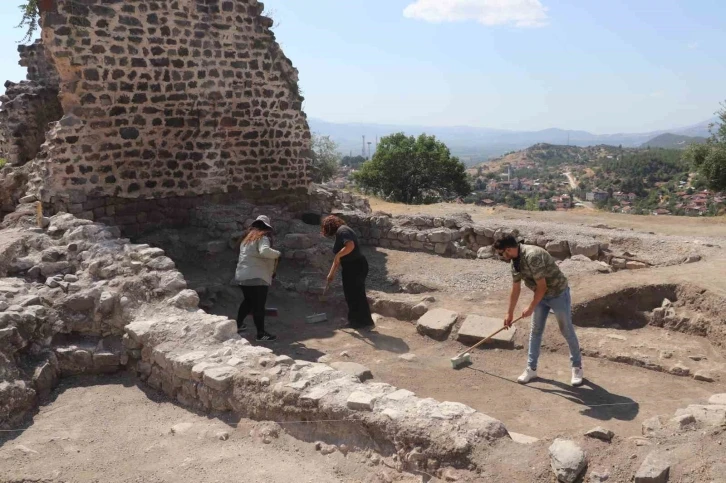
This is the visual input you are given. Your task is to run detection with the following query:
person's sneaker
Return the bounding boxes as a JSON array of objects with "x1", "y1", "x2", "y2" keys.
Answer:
[
  {"x1": 571, "y1": 367, "x2": 584, "y2": 386},
  {"x1": 256, "y1": 332, "x2": 277, "y2": 342},
  {"x1": 237, "y1": 324, "x2": 247, "y2": 333},
  {"x1": 517, "y1": 367, "x2": 538, "y2": 384}
]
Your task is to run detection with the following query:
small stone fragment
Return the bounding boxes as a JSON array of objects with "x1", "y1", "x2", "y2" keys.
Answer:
[{"x1": 585, "y1": 427, "x2": 614, "y2": 442}]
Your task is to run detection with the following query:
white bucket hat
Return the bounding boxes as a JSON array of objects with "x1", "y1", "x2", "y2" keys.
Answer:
[{"x1": 253, "y1": 215, "x2": 273, "y2": 230}]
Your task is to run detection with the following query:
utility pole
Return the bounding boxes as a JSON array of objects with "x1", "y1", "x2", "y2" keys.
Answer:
[
  {"x1": 362, "y1": 135, "x2": 366, "y2": 158},
  {"x1": 367, "y1": 142, "x2": 372, "y2": 159}
]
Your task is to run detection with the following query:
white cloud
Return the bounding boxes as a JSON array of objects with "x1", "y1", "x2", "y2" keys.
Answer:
[
  {"x1": 403, "y1": 0, "x2": 549, "y2": 28},
  {"x1": 650, "y1": 90, "x2": 665, "y2": 98},
  {"x1": 687, "y1": 42, "x2": 699, "y2": 50}
]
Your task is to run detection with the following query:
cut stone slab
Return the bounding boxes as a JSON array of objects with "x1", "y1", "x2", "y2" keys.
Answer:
[
  {"x1": 456, "y1": 315, "x2": 516, "y2": 347},
  {"x1": 347, "y1": 391, "x2": 376, "y2": 411},
  {"x1": 585, "y1": 426, "x2": 614, "y2": 442},
  {"x1": 549, "y1": 438, "x2": 587, "y2": 483},
  {"x1": 416, "y1": 308, "x2": 458, "y2": 340},
  {"x1": 635, "y1": 451, "x2": 670, "y2": 483},
  {"x1": 330, "y1": 362, "x2": 373, "y2": 382},
  {"x1": 509, "y1": 432, "x2": 539, "y2": 444}
]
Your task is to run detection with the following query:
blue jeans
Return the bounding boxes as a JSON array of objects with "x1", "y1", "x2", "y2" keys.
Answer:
[{"x1": 528, "y1": 287, "x2": 582, "y2": 371}]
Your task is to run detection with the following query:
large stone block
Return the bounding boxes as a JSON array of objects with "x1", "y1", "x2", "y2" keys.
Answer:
[
  {"x1": 416, "y1": 308, "x2": 458, "y2": 340},
  {"x1": 456, "y1": 315, "x2": 516, "y2": 347}
]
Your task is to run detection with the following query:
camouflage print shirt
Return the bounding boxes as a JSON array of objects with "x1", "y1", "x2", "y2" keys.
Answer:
[{"x1": 511, "y1": 244, "x2": 569, "y2": 297}]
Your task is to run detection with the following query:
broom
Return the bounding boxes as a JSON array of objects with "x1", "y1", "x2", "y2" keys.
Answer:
[{"x1": 450, "y1": 316, "x2": 523, "y2": 369}]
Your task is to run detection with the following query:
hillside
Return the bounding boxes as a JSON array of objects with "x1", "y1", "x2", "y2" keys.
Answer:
[
  {"x1": 641, "y1": 133, "x2": 707, "y2": 149},
  {"x1": 470, "y1": 143, "x2": 632, "y2": 174},
  {"x1": 309, "y1": 117, "x2": 717, "y2": 165}
]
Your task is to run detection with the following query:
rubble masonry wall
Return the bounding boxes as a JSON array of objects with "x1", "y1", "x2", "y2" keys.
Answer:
[{"x1": 27, "y1": 0, "x2": 311, "y2": 227}]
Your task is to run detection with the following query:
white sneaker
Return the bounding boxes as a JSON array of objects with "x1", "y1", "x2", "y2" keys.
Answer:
[
  {"x1": 571, "y1": 367, "x2": 584, "y2": 386},
  {"x1": 517, "y1": 367, "x2": 538, "y2": 384}
]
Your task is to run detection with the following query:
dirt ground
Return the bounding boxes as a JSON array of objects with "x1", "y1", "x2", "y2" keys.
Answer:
[
  {"x1": 0, "y1": 374, "x2": 419, "y2": 483},
  {"x1": 4, "y1": 201, "x2": 726, "y2": 482},
  {"x1": 369, "y1": 198, "x2": 726, "y2": 238}
]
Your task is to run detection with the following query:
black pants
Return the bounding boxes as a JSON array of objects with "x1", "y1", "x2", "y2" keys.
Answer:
[
  {"x1": 237, "y1": 285, "x2": 269, "y2": 335},
  {"x1": 341, "y1": 257, "x2": 374, "y2": 328}
]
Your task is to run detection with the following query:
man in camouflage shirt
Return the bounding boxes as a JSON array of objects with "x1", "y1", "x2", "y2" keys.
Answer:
[{"x1": 493, "y1": 235, "x2": 583, "y2": 386}]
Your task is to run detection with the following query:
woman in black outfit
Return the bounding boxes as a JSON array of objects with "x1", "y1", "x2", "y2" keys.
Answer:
[{"x1": 321, "y1": 215, "x2": 375, "y2": 330}]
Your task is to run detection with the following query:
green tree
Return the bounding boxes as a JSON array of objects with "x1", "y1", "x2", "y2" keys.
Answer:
[
  {"x1": 310, "y1": 134, "x2": 340, "y2": 183},
  {"x1": 17, "y1": 1, "x2": 39, "y2": 43},
  {"x1": 685, "y1": 102, "x2": 726, "y2": 191},
  {"x1": 352, "y1": 133, "x2": 470, "y2": 204}
]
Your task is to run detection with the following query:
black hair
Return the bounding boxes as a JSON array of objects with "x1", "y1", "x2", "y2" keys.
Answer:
[{"x1": 493, "y1": 235, "x2": 518, "y2": 251}]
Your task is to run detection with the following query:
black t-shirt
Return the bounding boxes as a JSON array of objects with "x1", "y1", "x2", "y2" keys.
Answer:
[{"x1": 333, "y1": 226, "x2": 363, "y2": 263}]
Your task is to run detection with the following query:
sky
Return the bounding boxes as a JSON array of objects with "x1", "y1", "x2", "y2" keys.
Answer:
[{"x1": 0, "y1": 1, "x2": 723, "y2": 133}]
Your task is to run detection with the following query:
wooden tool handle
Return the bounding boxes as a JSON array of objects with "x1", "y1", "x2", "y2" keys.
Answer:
[{"x1": 455, "y1": 316, "x2": 523, "y2": 358}]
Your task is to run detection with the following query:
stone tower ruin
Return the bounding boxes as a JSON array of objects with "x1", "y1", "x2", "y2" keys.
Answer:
[{"x1": 1, "y1": 0, "x2": 312, "y2": 234}]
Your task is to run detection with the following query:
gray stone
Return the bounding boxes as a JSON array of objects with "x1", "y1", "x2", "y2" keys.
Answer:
[
  {"x1": 456, "y1": 315, "x2": 515, "y2": 346},
  {"x1": 214, "y1": 320, "x2": 238, "y2": 341},
  {"x1": 477, "y1": 246, "x2": 493, "y2": 259},
  {"x1": 546, "y1": 240, "x2": 570, "y2": 258},
  {"x1": 416, "y1": 308, "x2": 458, "y2": 340},
  {"x1": 589, "y1": 467, "x2": 610, "y2": 482},
  {"x1": 411, "y1": 302, "x2": 429, "y2": 318},
  {"x1": 428, "y1": 228, "x2": 453, "y2": 243},
  {"x1": 385, "y1": 389, "x2": 415, "y2": 401},
  {"x1": 668, "y1": 363, "x2": 690, "y2": 376},
  {"x1": 434, "y1": 242, "x2": 448, "y2": 255},
  {"x1": 693, "y1": 371, "x2": 715, "y2": 382},
  {"x1": 347, "y1": 391, "x2": 376, "y2": 411},
  {"x1": 203, "y1": 366, "x2": 236, "y2": 391},
  {"x1": 548, "y1": 438, "x2": 587, "y2": 483},
  {"x1": 642, "y1": 416, "x2": 663, "y2": 436},
  {"x1": 170, "y1": 289, "x2": 200, "y2": 309},
  {"x1": 398, "y1": 353, "x2": 417, "y2": 362},
  {"x1": 569, "y1": 240, "x2": 600, "y2": 259},
  {"x1": 585, "y1": 426, "x2": 614, "y2": 442},
  {"x1": 147, "y1": 256, "x2": 176, "y2": 271},
  {"x1": 635, "y1": 452, "x2": 670, "y2": 483},
  {"x1": 330, "y1": 362, "x2": 373, "y2": 382},
  {"x1": 709, "y1": 393, "x2": 726, "y2": 405}
]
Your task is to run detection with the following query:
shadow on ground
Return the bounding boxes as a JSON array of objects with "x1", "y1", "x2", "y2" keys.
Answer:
[{"x1": 465, "y1": 368, "x2": 640, "y2": 422}]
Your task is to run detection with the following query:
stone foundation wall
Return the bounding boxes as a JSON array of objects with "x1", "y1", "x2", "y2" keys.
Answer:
[
  {"x1": 1, "y1": 207, "x2": 510, "y2": 472},
  {"x1": 335, "y1": 211, "x2": 661, "y2": 271},
  {"x1": 30, "y1": 0, "x2": 311, "y2": 208}
]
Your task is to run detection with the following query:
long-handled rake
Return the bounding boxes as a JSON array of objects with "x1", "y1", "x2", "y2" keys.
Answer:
[{"x1": 450, "y1": 316, "x2": 524, "y2": 369}]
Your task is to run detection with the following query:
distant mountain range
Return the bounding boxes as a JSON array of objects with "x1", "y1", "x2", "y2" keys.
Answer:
[
  {"x1": 640, "y1": 133, "x2": 707, "y2": 149},
  {"x1": 309, "y1": 117, "x2": 717, "y2": 166}
]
